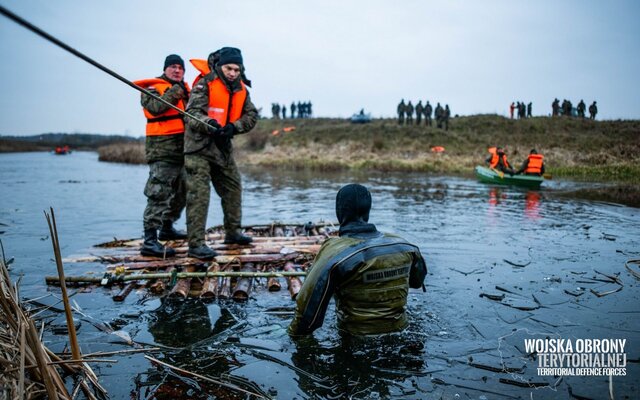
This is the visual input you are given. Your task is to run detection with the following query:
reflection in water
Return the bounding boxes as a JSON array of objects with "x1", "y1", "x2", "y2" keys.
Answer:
[
  {"x1": 291, "y1": 333, "x2": 425, "y2": 398},
  {"x1": 148, "y1": 298, "x2": 232, "y2": 347},
  {"x1": 524, "y1": 190, "x2": 541, "y2": 220}
]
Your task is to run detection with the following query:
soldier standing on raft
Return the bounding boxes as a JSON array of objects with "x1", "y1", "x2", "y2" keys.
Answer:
[
  {"x1": 183, "y1": 47, "x2": 258, "y2": 260},
  {"x1": 134, "y1": 54, "x2": 190, "y2": 258}
]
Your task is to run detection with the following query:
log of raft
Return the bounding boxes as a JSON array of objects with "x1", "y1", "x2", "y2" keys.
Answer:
[
  {"x1": 232, "y1": 263, "x2": 256, "y2": 301},
  {"x1": 52, "y1": 222, "x2": 335, "y2": 300},
  {"x1": 168, "y1": 266, "x2": 197, "y2": 299},
  {"x1": 284, "y1": 261, "x2": 303, "y2": 300},
  {"x1": 200, "y1": 264, "x2": 219, "y2": 299}
]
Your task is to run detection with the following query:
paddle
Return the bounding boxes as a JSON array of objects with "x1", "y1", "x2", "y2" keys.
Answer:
[
  {"x1": 543, "y1": 173, "x2": 552, "y2": 180},
  {"x1": 490, "y1": 167, "x2": 504, "y2": 179}
]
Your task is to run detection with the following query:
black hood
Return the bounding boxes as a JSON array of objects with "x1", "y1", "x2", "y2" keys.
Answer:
[{"x1": 336, "y1": 184, "x2": 371, "y2": 225}]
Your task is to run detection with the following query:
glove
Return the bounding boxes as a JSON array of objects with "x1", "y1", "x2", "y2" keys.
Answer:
[
  {"x1": 205, "y1": 118, "x2": 221, "y2": 135},
  {"x1": 219, "y1": 123, "x2": 237, "y2": 139},
  {"x1": 177, "y1": 81, "x2": 189, "y2": 98}
]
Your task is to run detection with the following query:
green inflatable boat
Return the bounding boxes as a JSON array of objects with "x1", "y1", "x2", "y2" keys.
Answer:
[{"x1": 475, "y1": 166, "x2": 544, "y2": 189}]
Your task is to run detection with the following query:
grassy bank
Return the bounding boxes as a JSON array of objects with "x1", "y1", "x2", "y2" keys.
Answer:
[
  {"x1": 98, "y1": 142, "x2": 145, "y2": 164},
  {"x1": 0, "y1": 133, "x2": 140, "y2": 153},
  {"x1": 94, "y1": 115, "x2": 639, "y2": 182}
]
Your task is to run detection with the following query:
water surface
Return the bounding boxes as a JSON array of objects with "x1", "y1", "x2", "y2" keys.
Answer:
[{"x1": 1, "y1": 151, "x2": 638, "y2": 399}]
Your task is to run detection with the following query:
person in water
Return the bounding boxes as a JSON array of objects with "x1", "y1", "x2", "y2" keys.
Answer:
[{"x1": 288, "y1": 184, "x2": 428, "y2": 336}]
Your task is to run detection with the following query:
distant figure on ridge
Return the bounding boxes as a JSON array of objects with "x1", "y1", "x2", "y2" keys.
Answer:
[
  {"x1": 577, "y1": 100, "x2": 586, "y2": 118},
  {"x1": 443, "y1": 104, "x2": 451, "y2": 131},
  {"x1": 415, "y1": 101, "x2": 424, "y2": 125},
  {"x1": 510, "y1": 102, "x2": 515, "y2": 119},
  {"x1": 406, "y1": 101, "x2": 414, "y2": 125},
  {"x1": 282, "y1": 104, "x2": 287, "y2": 119},
  {"x1": 290, "y1": 102, "x2": 297, "y2": 119},
  {"x1": 397, "y1": 99, "x2": 406, "y2": 125},
  {"x1": 552, "y1": 98, "x2": 560, "y2": 117},
  {"x1": 588, "y1": 101, "x2": 598, "y2": 120},
  {"x1": 424, "y1": 101, "x2": 433, "y2": 126},
  {"x1": 527, "y1": 102, "x2": 532, "y2": 118},
  {"x1": 435, "y1": 103, "x2": 443, "y2": 129}
]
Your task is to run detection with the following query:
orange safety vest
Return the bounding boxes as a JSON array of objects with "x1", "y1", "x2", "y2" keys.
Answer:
[
  {"x1": 525, "y1": 154, "x2": 544, "y2": 175},
  {"x1": 489, "y1": 153, "x2": 510, "y2": 169},
  {"x1": 190, "y1": 59, "x2": 210, "y2": 87},
  {"x1": 206, "y1": 77, "x2": 247, "y2": 125},
  {"x1": 133, "y1": 78, "x2": 189, "y2": 136}
]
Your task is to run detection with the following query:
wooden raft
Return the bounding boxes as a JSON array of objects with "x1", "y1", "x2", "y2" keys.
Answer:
[{"x1": 51, "y1": 222, "x2": 336, "y2": 302}]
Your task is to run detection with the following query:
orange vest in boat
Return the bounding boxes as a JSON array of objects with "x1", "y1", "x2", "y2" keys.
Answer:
[
  {"x1": 489, "y1": 153, "x2": 510, "y2": 169},
  {"x1": 134, "y1": 78, "x2": 189, "y2": 136},
  {"x1": 525, "y1": 154, "x2": 544, "y2": 175},
  {"x1": 206, "y1": 77, "x2": 247, "y2": 125}
]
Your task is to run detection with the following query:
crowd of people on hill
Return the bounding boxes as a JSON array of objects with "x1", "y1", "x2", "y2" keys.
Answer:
[
  {"x1": 396, "y1": 100, "x2": 451, "y2": 130},
  {"x1": 552, "y1": 99, "x2": 597, "y2": 119},
  {"x1": 509, "y1": 102, "x2": 532, "y2": 119},
  {"x1": 271, "y1": 101, "x2": 313, "y2": 119}
]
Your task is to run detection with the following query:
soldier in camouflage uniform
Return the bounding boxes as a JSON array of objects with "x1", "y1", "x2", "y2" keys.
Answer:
[
  {"x1": 397, "y1": 99, "x2": 406, "y2": 125},
  {"x1": 415, "y1": 101, "x2": 424, "y2": 126},
  {"x1": 183, "y1": 47, "x2": 258, "y2": 260},
  {"x1": 424, "y1": 101, "x2": 433, "y2": 126},
  {"x1": 406, "y1": 101, "x2": 414, "y2": 125},
  {"x1": 134, "y1": 54, "x2": 190, "y2": 258},
  {"x1": 588, "y1": 101, "x2": 597, "y2": 120},
  {"x1": 288, "y1": 184, "x2": 427, "y2": 336},
  {"x1": 443, "y1": 104, "x2": 451, "y2": 131}
]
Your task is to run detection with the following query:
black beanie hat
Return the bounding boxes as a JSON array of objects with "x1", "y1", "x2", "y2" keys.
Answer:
[
  {"x1": 164, "y1": 54, "x2": 184, "y2": 70},
  {"x1": 335, "y1": 184, "x2": 372, "y2": 226},
  {"x1": 217, "y1": 47, "x2": 243, "y2": 66}
]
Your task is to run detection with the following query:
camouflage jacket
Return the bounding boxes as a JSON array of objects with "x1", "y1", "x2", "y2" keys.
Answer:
[
  {"x1": 184, "y1": 67, "x2": 258, "y2": 162},
  {"x1": 141, "y1": 74, "x2": 188, "y2": 164}
]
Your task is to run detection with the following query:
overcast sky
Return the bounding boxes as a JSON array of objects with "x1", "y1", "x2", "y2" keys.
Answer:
[{"x1": 0, "y1": 0, "x2": 638, "y2": 136}]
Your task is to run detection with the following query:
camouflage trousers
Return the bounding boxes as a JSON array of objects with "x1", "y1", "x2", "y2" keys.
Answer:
[
  {"x1": 143, "y1": 161, "x2": 186, "y2": 230},
  {"x1": 185, "y1": 154, "x2": 242, "y2": 248}
]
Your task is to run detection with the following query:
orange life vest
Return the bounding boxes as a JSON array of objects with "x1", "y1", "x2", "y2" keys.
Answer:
[
  {"x1": 133, "y1": 78, "x2": 189, "y2": 136},
  {"x1": 206, "y1": 77, "x2": 247, "y2": 125},
  {"x1": 190, "y1": 59, "x2": 210, "y2": 87},
  {"x1": 525, "y1": 154, "x2": 544, "y2": 175},
  {"x1": 489, "y1": 153, "x2": 510, "y2": 169}
]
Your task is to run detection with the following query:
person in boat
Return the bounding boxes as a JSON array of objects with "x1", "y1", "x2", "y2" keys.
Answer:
[
  {"x1": 183, "y1": 47, "x2": 258, "y2": 260},
  {"x1": 516, "y1": 149, "x2": 545, "y2": 176},
  {"x1": 134, "y1": 54, "x2": 190, "y2": 258},
  {"x1": 485, "y1": 146, "x2": 515, "y2": 175},
  {"x1": 288, "y1": 184, "x2": 428, "y2": 336}
]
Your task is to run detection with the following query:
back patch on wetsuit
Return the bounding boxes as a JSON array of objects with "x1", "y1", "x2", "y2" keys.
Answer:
[{"x1": 362, "y1": 264, "x2": 410, "y2": 283}]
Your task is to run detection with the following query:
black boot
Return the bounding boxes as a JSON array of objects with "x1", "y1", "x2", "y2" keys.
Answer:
[
  {"x1": 224, "y1": 231, "x2": 253, "y2": 245},
  {"x1": 141, "y1": 229, "x2": 176, "y2": 258},
  {"x1": 188, "y1": 245, "x2": 218, "y2": 260},
  {"x1": 158, "y1": 222, "x2": 187, "y2": 241}
]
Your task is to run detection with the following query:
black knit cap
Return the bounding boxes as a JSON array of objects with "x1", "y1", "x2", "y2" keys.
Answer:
[
  {"x1": 217, "y1": 47, "x2": 243, "y2": 66},
  {"x1": 335, "y1": 184, "x2": 372, "y2": 226},
  {"x1": 164, "y1": 54, "x2": 184, "y2": 69}
]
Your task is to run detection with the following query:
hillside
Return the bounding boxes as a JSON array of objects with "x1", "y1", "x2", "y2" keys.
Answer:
[
  {"x1": 0, "y1": 133, "x2": 141, "y2": 153},
  {"x1": 11, "y1": 115, "x2": 635, "y2": 183},
  {"x1": 232, "y1": 115, "x2": 640, "y2": 182}
]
